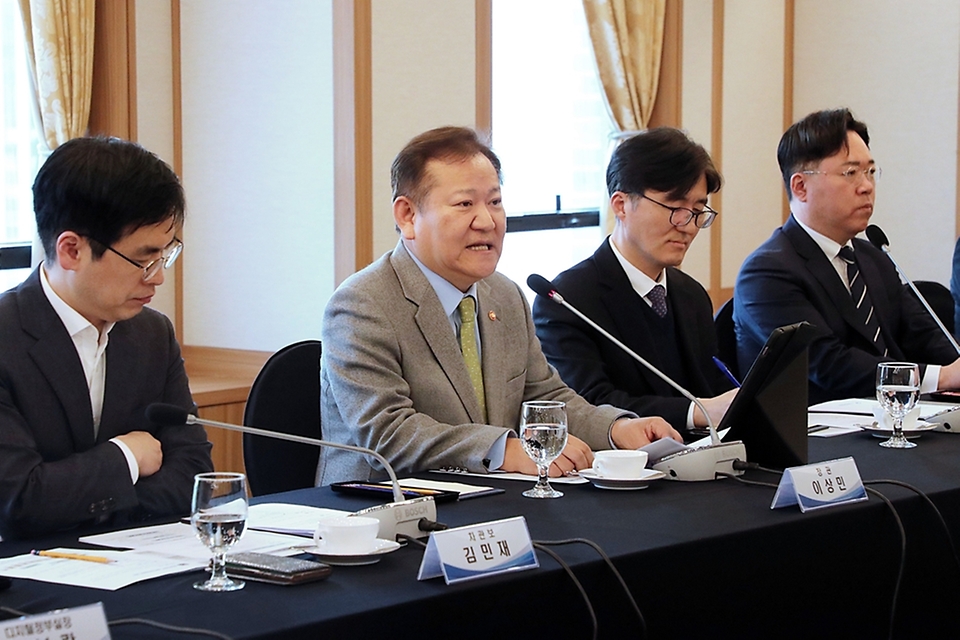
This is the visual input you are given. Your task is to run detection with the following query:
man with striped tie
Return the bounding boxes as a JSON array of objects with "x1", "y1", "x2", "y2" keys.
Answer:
[{"x1": 733, "y1": 108, "x2": 960, "y2": 404}]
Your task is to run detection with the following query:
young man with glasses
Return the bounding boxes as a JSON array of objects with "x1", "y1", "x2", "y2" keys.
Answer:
[
  {"x1": 734, "y1": 108, "x2": 960, "y2": 403},
  {"x1": 533, "y1": 128, "x2": 737, "y2": 438},
  {"x1": 0, "y1": 136, "x2": 213, "y2": 539}
]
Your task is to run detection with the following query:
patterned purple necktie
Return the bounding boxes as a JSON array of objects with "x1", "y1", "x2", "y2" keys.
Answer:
[{"x1": 647, "y1": 284, "x2": 668, "y2": 318}]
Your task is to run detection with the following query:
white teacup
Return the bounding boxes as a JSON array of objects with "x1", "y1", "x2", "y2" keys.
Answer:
[
  {"x1": 592, "y1": 450, "x2": 648, "y2": 479},
  {"x1": 314, "y1": 515, "x2": 380, "y2": 554}
]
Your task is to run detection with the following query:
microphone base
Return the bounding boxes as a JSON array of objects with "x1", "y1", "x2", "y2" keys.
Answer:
[
  {"x1": 652, "y1": 441, "x2": 747, "y2": 481},
  {"x1": 354, "y1": 496, "x2": 438, "y2": 540}
]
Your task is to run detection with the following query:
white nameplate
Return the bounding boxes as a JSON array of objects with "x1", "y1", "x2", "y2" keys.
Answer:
[
  {"x1": 771, "y1": 457, "x2": 867, "y2": 512},
  {"x1": 417, "y1": 516, "x2": 538, "y2": 584},
  {"x1": 0, "y1": 602, "x2": 110, "y2": 640}
]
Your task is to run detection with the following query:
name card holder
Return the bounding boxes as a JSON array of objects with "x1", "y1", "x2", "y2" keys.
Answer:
[
  {"x1": 417, "y1": 516, "x2": 538, "y2": 585},
  {"x1": 0, "y1": 602, "x2": 109, "y2": 640},
  {"x1": 772, "y1": 457, "x2": 867, "y2": 512}
]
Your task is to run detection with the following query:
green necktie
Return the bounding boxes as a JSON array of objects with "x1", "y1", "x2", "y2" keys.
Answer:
[{"x1": 458, "y1": 296, "x2": 486, "y2": 422}]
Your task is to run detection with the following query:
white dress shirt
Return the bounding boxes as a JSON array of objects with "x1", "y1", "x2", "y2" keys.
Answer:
[{"x1": 39, "y1": 265, "x2": 140, "y2": 482}]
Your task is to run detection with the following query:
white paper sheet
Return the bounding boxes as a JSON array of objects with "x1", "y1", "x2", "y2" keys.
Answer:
[
  {"x1": 430, "y1": 469, "x2": 588, "y2": 484},
  {"x1": 805, "y1": 413, "x2": 865, "y2": 437},
  {"x1": 0, "y1": 548, "x2": 200, "y2": 590},
  {"x1": 247, "y1": 503, "x2": 351, "y2": 537},
  {"x1": 809, "y1": 397, "x2": 959, "y2": 420},
  {"x1": 397, "y1": 477, "x2": 503, "y2": 498},
  {"x1": 80, "y1": 522, "x2": 305, "y2": 561},
  {"x1": 807, "y1": 397, "x2": 953, "y2": 436}
]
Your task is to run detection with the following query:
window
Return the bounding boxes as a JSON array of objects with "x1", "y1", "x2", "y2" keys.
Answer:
[
  {"x1": 492, "y1": 0, "x2": 613, "y2": 299},
  {"x1": 1, "y1": 2, "x2": 41, "y2": 290}
]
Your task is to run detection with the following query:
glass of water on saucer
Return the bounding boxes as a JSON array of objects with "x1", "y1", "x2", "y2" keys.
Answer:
[
  {"x1": 876, "y1": 362, "x2": 920, "y2": 449},
  {"x1": 519, "y1": 400, "x2": 568, "y2": 498}
]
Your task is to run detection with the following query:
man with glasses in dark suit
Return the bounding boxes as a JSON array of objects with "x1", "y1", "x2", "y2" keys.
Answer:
[
  {"x1": 734, "y1": 108, "x2": 959, "y2": 404},
  {"x1": 0, "y1": 137, "x2": 213, "y2": 540},
  {"x1": 533, "y1": 128, "x2": 736, "y2": 439}
]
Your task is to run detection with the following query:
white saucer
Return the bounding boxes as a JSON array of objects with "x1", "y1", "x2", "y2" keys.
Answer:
[
  {"x1": 578, "y1": 468, "x2": 665, "y2": 490},
  {"x1": 301, "y1": 538, "x2": 401, "y2": 566},
  {"x1": 860, "y1": 421, "x2": 937, "y2": 439}
]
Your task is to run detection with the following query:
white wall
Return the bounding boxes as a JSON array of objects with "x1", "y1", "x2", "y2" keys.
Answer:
[
  {"x1": 679, "y1": 0, "x2": 715, "y2": 285},
  {"x1": 370, "y1": 0, "x2": 478, "y2": 259},
  {"x1": 136, "y1": 0, "x2": 177, "y2": 321},
  {"x1": 720, "y1": 0, "x2": 785, "y2": 289},
  {"x1": 794, "y1": 0, "x2": 960, "y2": 284},
  {"x1": 130, "y1": 0, "x2": 960, "y2": 355},
  {"x1": 178, "y1": 0, "x2": 336, "y2": 351}
]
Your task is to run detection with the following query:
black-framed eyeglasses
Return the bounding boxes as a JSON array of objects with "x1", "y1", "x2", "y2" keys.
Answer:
[
  {"x1": 641, "y1": 195, "x2": 718, "y2": 229},
  {"x1": 90, "y1": 236, "x2": 183, "y2": 281}
]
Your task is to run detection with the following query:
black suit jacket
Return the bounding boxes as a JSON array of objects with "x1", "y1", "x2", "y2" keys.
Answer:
[
  {"x1": 733, "y1": 215, "x2": 955, "y2": 404},
  {"x1": 0, "y1": 268, "x2": 213, "y2": 539},
  {"x1": 532, "y1": 240, "x2": 732, "y2": 434}
]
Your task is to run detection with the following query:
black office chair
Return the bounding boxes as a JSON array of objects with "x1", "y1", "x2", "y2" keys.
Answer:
[
  {"x1": 713, "y1": 297, "x2": 739, "y2": 380},
  {"x1": 913, "y1": 280, "x2": 955, "y2": 336},
  {"x1": 243, "y1": 340, "x2": 322, "y2": 496}
]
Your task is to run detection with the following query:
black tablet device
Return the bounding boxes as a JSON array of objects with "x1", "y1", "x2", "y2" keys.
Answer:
[{"x1": 718, "y1": 321, "x2": 815, "y2": 469}]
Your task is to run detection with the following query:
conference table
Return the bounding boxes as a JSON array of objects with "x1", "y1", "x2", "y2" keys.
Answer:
[{"x1": 2, "y1": 431, "x2": 960, "y2": 639}]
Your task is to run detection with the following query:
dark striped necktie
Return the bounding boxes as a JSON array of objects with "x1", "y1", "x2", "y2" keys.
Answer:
[{"x1": 838, "y1": 246, "x2": 888, "y2": 356}]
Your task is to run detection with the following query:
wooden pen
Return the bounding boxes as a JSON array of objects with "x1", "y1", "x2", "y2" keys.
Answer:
[{"x1": 31, "y1": 550, "x2": 115, "y2": 564}]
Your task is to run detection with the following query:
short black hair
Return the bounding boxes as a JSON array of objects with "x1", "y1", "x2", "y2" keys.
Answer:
[
  {"x1": 391, "y1": 126, "x2": 502, "y2": 205},
  {"x1": 33, "y1": 136, "x2": 185, "y2": 258},
  {"x1": 777, "y1": 108, "x2": 870, "y2": 199},
  {"x1": 606, "y1": 127, "x2": 721, "y2": 200}
]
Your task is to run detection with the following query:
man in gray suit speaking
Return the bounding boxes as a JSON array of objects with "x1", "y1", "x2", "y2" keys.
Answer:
[{"x1": 317, "y1": 127, "x2": 681, "y2": 485}]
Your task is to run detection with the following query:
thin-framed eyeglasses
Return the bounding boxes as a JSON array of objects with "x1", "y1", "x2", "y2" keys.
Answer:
[
  {"x1": 90, "y1": 236, "x2": 183, "y2": 281},
  {"x1": 640, "y1": 194, "x2": 718, "y2": 229},
  {"x1": 801, "y1": 166, "x2": 881, "y2": 184}
]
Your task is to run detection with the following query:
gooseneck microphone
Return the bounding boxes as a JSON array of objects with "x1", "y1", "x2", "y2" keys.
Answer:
[
  {"x1": 528, "y1": 274, "x2": 746, "y2": 481},
  {"x1": 865, "y1": 224, "x2": 960, "y2": 355},
  {"x1": 145, "y1": 403, "x2": 438, "y2": 539},
  {"x1": 146, "y1": 403, "x2": 405, "y2": 499},
  {"x1": 527, "y1": 273, "x2": 720, "y2": 445}
]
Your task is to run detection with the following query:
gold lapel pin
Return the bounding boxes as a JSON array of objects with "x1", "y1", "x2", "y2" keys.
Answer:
[{"x1": 488, "y1": 311, "x2": 498, "y2": 321}]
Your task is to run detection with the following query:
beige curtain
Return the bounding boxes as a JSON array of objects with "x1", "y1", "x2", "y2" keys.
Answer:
[
  {"x1": 17, "y1": 0, "x2": 95, "y2": 151},
  {"x1": 582, "y1": 0, "x2": 665, "y2": 132}
]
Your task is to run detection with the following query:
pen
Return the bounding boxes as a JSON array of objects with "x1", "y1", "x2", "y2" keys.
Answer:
[
  {"x1": 921, "y1": 405, "x2": 960, "y2": 421},
  {"x1": 807, "y1": 410, "x2": 872, "y2": 416},
  {"x1": 366, "y1": 483, "x2": 443, "y2": 496},
  {"x1": 31, "y1": 550, "x2": 114, "y2": 564},
  {"x1": 806, "y1": 425, "x2": 830, "y2": 434},
  {"x1": 712, "y1": 356, "x2": 741, "y2": 388}
]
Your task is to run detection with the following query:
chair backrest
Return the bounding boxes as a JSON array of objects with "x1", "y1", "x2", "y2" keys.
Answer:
[
  {"x1": 914, "y1": 280, "x2": 955, "y2": 336},
  {"x1": 714, "y1": 297, "x2": 739, "y2": 380},
  {"x1": 242, "y1": 340, "x2": 322, "y2": 496}
]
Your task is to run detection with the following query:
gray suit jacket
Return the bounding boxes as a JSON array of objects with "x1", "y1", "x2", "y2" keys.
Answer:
[
  {"x1": 0, "y1": 268, "x2": 213, "y2": 539},
  {"x1": 317, "y1": 242, "x2": 628, "y2": 484}
]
